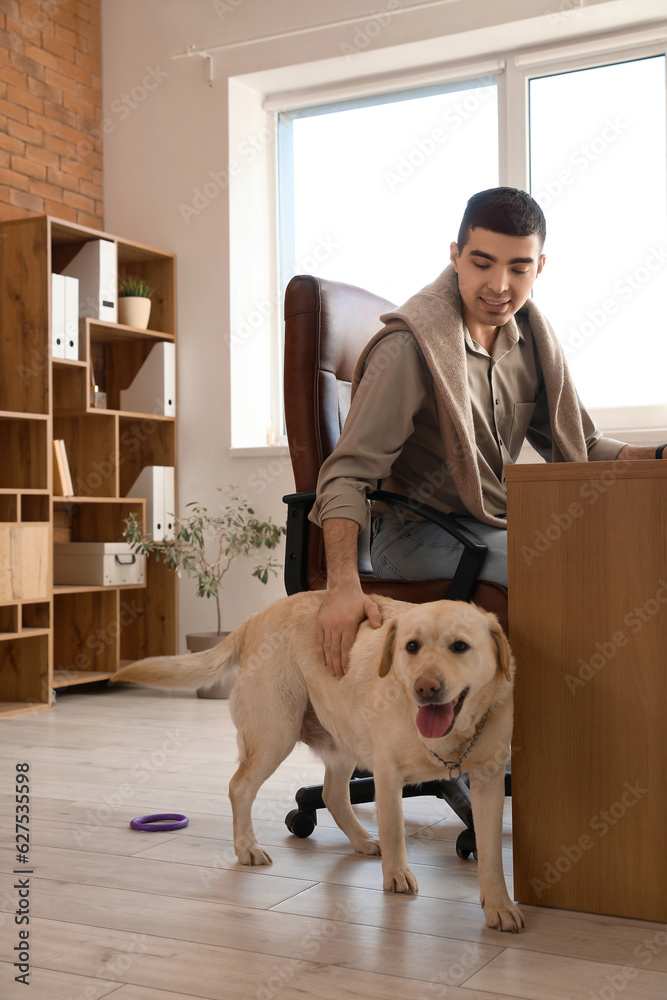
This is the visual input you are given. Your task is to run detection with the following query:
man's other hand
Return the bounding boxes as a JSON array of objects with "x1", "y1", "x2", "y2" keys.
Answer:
[{"x1": 317, "y1": 589, "x2": 382, "y2": 678}]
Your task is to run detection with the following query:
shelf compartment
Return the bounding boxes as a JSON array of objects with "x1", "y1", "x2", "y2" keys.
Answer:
[
  {"x1": 22, "y1": 601, "x2": 50, "y2": 630},
  {"x1": 0, "y1": 634, "x2": 50, "y2": 709},
  {"x1": 53, "y1": 362, "x2": 88, "y2": 414},
  {"x1": 50, "y1": 218, "x2": 115, "y2": 267},
  {"x1": 0, "y1": 416, "x2": 48, "y2": 490},
  {"x1": 95, "y1": 335, "x2": 171, "y2": 413},
  {"x1": 0, "y1": 605, "x2": 19, "y2": 634},
  {"x1": 88, "y1": 321, "x2": 175, "y2": 416},
  {"x1": 117, "y1": 244, "x2": 175, "y2": 336},
  {"x1": 58, "y1": 497, "x2": 145, "y2": 544},
  {"x1": 53, "y1": 412, "x2": 118, "y2": 498},
  {"x1": 21, "y1": 493, "x2": 50, "y2": 522},
  {"x1": 54, "y1": 501, "x2": 74, "y2": 543},
  {"x1": 120, "y1": 556, "x2": 177, "y2": 663},
  {"x1": 50, "y1": 214, "x2": 175, "y2": 336},
  {"x1": 0, "y1": 524, "x2": 49, "y2": 602},
  {"x1": 0, "y1": 494, "x2": 18, "y2": 522},
  {"x1": 53, "y1": 589, "x2": 120, "y2": 678},
  {"x1": 0, "y1": 217, "x2": 49, "y2": 415},
  {"x1": 118, "y1": 416, "x2": 176, "y2": 497},
  {"x1": 53, "y1": 496, "x2": 146, "y2": 543}
]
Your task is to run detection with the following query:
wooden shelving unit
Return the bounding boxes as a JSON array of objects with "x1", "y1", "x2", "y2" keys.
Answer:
[{"x1": 0, "y1": 216, "x2": 178, "y2": 715}]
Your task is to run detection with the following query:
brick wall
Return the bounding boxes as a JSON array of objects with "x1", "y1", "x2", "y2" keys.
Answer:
[{"x1": 0, "y1": 0, "x2": 102, "y2": 229}]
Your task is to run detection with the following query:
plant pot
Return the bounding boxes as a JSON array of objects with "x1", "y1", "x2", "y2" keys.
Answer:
[
  {"x1": 119, "y1": 296, "x2": 151, "y2": 330},
  {"x1": 186, "y1": 631, "x2": 234, "y2": 699}
]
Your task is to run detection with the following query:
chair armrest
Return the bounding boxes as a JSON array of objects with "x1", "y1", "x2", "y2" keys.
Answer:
[
  {"x1": 368, "y1": 490, "x2": 487, "y2": 602},
  {"x1": 282, "y1": 491, "x2": 318, "y2": 595},
  {"x1": 282, "y1": 490, "x2": 488, "y2": 602}
]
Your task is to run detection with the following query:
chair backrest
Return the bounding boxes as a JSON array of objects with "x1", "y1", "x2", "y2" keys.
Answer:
[
  {"x1": 284, "y1": 274, "x2": 394, "y2": 492},
  {"x1": 282, "y1": 273, "x2": 509, "y2": 631}
]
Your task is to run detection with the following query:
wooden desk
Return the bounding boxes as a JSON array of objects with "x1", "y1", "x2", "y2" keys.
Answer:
[{"x1": 507, "y1": 459, "x2": 667, "y2": 922}]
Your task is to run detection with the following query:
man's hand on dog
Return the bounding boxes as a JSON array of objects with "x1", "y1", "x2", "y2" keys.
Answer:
[{"x1": 317, "y1": 587, "x2": 382, "y2": 677}]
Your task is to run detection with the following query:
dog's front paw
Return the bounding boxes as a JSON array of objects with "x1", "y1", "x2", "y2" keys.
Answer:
[
  {"x1": 355, "y1": 837, "x2": 382, "y2": 857},
  {"x1": 236, "y1": 844, "x2": 273, "y2": 866},
  {"x1": 383, "y1": 867, "x2": 419, "y2": 894},
  {"x1": 482, "y1": 897, "x2": 524, "y2": 933}
]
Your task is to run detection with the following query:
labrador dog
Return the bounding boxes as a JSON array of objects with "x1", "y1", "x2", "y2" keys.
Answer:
[{"x1": 112, "y1": 591, "x2": 523, "y2": 932}]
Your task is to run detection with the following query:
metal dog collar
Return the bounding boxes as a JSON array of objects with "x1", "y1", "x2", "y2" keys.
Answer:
[{"x1": 429, "y1": 708, "x2": 491, "y2": 780}]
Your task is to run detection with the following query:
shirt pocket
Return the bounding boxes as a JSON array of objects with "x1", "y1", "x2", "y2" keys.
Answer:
[{"x1": 508, "y1": 401, "x2": 536, "y2": 458}]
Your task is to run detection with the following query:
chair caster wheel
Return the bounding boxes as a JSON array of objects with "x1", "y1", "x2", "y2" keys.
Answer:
[
  {"x1": 456, "y1": 829, "x2": 477, "y2": 860},
  {"x1": 285, "y1": 808, "x2": 316, "y2": 839}
]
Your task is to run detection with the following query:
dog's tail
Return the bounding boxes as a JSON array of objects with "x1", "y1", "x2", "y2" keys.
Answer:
[{"x1": 110, "y1": 623, "x2": 246, "y2": 690}]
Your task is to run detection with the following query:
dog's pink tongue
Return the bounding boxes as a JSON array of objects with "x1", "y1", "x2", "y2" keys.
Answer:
[{"x1": 416, "y1": 702, "x2": 454, "y2": 738}]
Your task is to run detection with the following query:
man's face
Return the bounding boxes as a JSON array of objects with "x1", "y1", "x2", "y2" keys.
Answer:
[{"x1": 450, "y1": 227, "x2": 545, "y2": 334}]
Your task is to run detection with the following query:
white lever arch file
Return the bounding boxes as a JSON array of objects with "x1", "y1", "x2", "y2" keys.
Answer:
[{"x1": 119, "y1": 342, "x2": 175, "y2": 416}]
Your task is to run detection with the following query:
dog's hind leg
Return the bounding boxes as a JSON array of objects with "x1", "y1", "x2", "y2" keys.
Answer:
[
  {"x1": 319, "y1": 752, "x2": 381, "y2": 857},
  {"x1": 229, "y1": 709, "x2": 302, "y2": 867}
]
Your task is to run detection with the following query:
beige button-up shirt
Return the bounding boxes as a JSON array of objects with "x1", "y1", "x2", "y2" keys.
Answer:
[{"x1": 311, "y1": 313, "x2": 625, "y2": 529}]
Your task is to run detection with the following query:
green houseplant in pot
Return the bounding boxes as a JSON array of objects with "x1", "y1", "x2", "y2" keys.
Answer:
[
  {"x1": 123, "y1": 488, "x2": 286, "y2": 697},
  {"x1": 118, "y1": 275, "x2": 155, "y2": 330}
]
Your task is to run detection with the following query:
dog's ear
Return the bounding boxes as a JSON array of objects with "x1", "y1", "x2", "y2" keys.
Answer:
[
  {"x1": 488, "y1": 616, "x2": 512, "y2": 682},
  {"x1": 378, "y1": 618, "x2": 397, "y2": 678}
]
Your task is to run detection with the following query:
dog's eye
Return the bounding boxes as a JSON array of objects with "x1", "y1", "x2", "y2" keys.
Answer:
[
  {"x1": 451, "y1": 640, "x2": 469, "y2": 653},
  {"x1": 405, "y1": 640, "x2": 420, "y2": 653}
]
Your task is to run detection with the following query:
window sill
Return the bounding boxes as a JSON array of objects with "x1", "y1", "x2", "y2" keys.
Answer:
[
  {"x1": 229, "y1": 445, "x2": 289, "y2": 458},
  {"x1": 597, "y1": 427, "x2": 667, "y2": 445}
]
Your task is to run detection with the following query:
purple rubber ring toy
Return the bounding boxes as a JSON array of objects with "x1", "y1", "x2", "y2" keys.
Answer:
[{"x1": 130, "y1": 813, "x2": 189, "y2": 832}]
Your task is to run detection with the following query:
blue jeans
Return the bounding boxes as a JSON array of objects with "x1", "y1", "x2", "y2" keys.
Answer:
[{"x1": 370, "y1": 512, "x2": 508, "y2": 587}]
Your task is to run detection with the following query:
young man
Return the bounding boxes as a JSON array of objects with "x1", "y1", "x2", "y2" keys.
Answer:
[{"x1": 309, "y1": 187, "x2": 666, "y2": 676}]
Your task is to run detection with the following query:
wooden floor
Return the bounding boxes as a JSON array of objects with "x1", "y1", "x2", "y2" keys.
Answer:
[{"x1": 1, "y1": 686, "x2": 666, "y2": 1000}]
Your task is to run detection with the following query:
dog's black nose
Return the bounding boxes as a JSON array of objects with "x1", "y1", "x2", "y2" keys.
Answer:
[{"x1": 414, "y1": 675, "x2": 442, "y2": 701}]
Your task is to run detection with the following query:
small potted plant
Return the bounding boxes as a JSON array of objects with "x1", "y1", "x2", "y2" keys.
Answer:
[
  {"x1": 123, "y1": 488, "x2": 286, "y2": 697},
  {"x1": 118, "y1": 275, "x2": 155, "y2": 330}
]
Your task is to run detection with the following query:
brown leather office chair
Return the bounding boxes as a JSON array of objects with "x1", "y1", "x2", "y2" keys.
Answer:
[{"x1": 282, "y1": 274, "x2": 509, "y2": 859}]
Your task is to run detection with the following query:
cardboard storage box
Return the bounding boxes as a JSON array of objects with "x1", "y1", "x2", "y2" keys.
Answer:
[{"x1": 54, "y1": 542, "x2": 145, "y2": 587}]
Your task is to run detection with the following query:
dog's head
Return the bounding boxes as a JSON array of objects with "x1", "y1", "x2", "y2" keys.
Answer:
[{"x1": 377, "y1": 600, "x2": 512, "y2": 741}]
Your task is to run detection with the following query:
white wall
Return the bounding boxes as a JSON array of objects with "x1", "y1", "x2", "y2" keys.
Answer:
[{"x1": 101, "y1": 0, "x2": 665, "y2": 643}]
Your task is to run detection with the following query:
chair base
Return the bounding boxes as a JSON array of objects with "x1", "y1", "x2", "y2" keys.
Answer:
[
  {"x1": 284, "y1": 771, "x2": 512, "y2": 849},
  {"x1": 285, "y1": 774, "x2": 475, "y2": 840}
]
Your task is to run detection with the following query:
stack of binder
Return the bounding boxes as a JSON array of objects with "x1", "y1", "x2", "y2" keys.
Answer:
[
  {"x1": 51, "y1": 274, "x2": 80, "y2": 359},
  {"x1": 126, "y1": 466, "x2": 175, "y2": 541}
]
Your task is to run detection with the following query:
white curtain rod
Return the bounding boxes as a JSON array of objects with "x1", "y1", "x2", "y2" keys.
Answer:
[{"x1": 171, "y1": 0, "x2": 464, "y2": 59}]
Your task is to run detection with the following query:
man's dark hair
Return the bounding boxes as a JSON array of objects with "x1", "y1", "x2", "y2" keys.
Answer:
[{"x1": 457, "y1": 187, "x2": 546, "y2": 252}]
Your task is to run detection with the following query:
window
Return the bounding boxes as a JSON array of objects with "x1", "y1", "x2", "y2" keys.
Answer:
[
  {"x1": 529, "y1": 54, "x2": 667, "y2": 411},
  {"x1": 278, "y1": 76, "x2": 499, "y2": 305}
]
